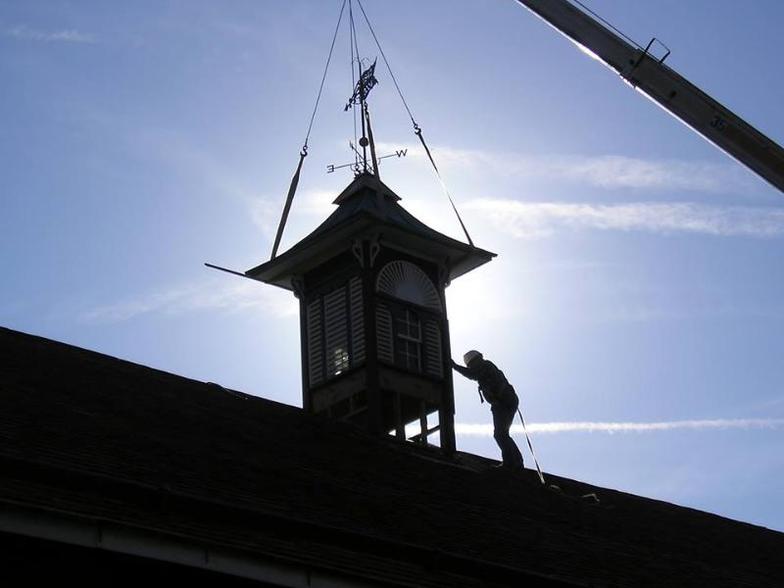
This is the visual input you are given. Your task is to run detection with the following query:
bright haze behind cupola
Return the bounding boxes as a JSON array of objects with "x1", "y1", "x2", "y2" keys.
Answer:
[{"x1": 212, "y1": 0, "x2": 496, "y2": 452}]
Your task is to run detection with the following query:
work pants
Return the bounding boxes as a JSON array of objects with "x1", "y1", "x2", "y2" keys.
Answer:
[{"x1": 492, "y1": 397, "x2": 524, "y2": 469}]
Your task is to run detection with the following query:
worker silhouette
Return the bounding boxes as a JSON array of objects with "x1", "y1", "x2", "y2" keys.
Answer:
[{"x1": 452, "y1": 350, "x2": 524, "y2": 470}]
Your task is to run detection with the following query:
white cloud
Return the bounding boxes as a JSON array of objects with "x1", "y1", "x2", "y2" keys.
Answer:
[
  {"x1": 380, "y1": 142, "x2": 754, "y2": 194},
  {"x1": 248, "y1": 198, "x2": 282, "y2": 239},
  {"x1": 4, "y1": 25, "x2": 95, "y2": 44},
  {"x1": 455, "y1": 418, "x2": 784, "y2": 436},
  {"x1": 537, "y1": 155, "x2": 740, "y2": 192},
  {"x1": 464, "y1": 199, "x2": 784, "y2": 239},
  {"x1": 82, "y1": 277, "x2": 297, "y2": 323},
  {"x1": 248, "y1": 189, "x2": 336, "y2": 243}
]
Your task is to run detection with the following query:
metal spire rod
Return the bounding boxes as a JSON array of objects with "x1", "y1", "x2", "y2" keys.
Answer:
[
  {"x1": 364, "y1": 102, "x2": 380, "y2": 178},
  {"x1": 348, "y1": 0, "x2": 368, "y2": 173}
]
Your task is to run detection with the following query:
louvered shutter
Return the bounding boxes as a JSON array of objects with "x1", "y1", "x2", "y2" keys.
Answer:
[
  {"x1": 349, "y1": 277, "x2": 365, "y2": 367},
  {"x1": 424, "y1": 320, "x2": 443, "y2": 378},
  {"x1": 324, "y1": 287, "x2": 349, "y2": 376},
  {"x1": 376, "y1": 303, "x2": 394, "y2": 364},
  {"x1": 306, "y1": 299, "x2": 324, "y2": 386}
]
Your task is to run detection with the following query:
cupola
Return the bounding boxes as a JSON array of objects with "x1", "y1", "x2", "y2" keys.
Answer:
[
  {"x1": 209, "y1": 5, "x2": 499, "y2": 454},
  {"x1": 245, "y1": 173, "x2": 495, "y2": 453}
]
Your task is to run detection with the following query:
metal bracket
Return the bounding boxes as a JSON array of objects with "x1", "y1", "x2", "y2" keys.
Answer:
[
  {"x1": 643, "y1": 37, "x2": 671, "y2": 65},
  {"x1": 369, "y1": 236, "x2": 381, "y2": 268},
  {"x1": 439, "y1": 261, "x2": 451, "y2": 289},
  {"x1": 351, "y1": 240, "x2": 365, "y2": 268},
  {"x1": 351, "y1": 235, "x2": 382, "y2": 269},
  {"x1": 622, "y1": 37, "x2": 671, "y2": 85},
  {"x1": 291, "y1": 277, "x2": 305, "y2": 299}
]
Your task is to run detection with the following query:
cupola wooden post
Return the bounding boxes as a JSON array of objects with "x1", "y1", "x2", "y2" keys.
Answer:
[{"x1": 246, "y1": 173, "x2": 495, "y2": 454}]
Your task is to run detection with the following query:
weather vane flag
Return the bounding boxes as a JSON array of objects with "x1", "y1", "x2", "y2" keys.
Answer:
[{"x1": 344, "y1": 59, "x2": 378, "y2": 111}]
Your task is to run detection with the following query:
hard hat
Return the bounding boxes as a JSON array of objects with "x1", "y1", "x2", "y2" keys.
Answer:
[{"x1": 463, "y1": 350, "x2": 483, "y2": 366}]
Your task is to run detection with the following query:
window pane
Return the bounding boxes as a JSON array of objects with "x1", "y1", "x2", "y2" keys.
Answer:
[
  {"x1": 332, "y1": 347, "x2": 349, "y2": 375},
  {"x1": 395, "y1": 309, "x2": 422, "y2": 372}
]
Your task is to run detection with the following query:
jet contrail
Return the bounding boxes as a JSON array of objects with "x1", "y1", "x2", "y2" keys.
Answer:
[{"x1": 455, "y1": 418, "x2": 784, "y2": 436}]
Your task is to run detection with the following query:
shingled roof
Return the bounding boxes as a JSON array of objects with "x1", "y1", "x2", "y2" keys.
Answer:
[{"x1": 1, "y1": 325, "x2": 782, "y2": 587}]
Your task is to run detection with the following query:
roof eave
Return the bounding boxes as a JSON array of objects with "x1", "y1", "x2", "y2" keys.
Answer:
[
  {"x1": 245, "y1": 215, "x2": 378, "y2": 291},
  {"x1": 246, "y1": 214, "x2": 496, "y2": 291}
]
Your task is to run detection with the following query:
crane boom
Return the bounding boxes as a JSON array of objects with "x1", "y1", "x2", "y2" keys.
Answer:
[{"x1": 515, "y1": 0, "x2": 784, "y2": 193}]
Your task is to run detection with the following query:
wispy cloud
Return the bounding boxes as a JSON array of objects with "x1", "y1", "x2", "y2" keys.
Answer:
[
  {"x1": 381, "y1": 142, "x2": 754, "y2": 194},
  {"x1": 248, "y1": 198, "x2": 281, "y2": 239},
  {"x1": 249, "y1": 190, "x2": 334, "y2": 235},
  {"x1": 82, "y1": 278, "x2": 297, "y2": 324},
  {"x1": 464, "y1": 199, "x2": 784, "y2": 239},
  {"x1": 456, "y1": 418, "x2": 784, "y2": 436},
  {"x1": 4, "y1": 25, "x2": 95, "y2": 44}
]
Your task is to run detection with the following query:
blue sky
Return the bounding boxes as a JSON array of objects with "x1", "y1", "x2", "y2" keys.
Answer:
[{"x1": 2, "y1": 1, "x2": 783, "y2": 531}]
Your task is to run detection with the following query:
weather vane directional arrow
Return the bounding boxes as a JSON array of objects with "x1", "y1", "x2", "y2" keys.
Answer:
[{"x1": 327, "y1": 145, "x2": 408, "y2": 174}]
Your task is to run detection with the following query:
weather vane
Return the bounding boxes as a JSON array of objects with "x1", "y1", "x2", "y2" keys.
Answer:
[
  {"x1": 328, "y1": 58, "x2": 409, "y2": 176},
  {"x1": 327, "y1": 146, "x2": 407, "y2": 174}
]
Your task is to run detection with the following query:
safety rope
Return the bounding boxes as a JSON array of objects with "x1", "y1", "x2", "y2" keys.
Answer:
[
  {"x1": 270, "y1": 0, "x2": 346, "y2": 260},
  {"x1": 517, "y1": 407, "x2": 546, "y2": 485},
  {"x1": 355, "y1": 0, "x2": 475, "y2": 247}
]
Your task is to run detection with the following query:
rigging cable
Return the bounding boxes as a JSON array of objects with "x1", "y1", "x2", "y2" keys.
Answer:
[
  {"x1": 304, "y1": 0, "x2": 347, "y2": 149},
  {"x1": 355, "y1": 0, "x2": 414, "y2": 125},
  {"x1": 270, "y1": 0, "x2": 347, "y2": 260},
  {"x1": 355, "y1": 0, "x2": 474, "y2": 247},
  {"x1": 414, "y1": 124, "x2": 474, "y2": 247}
]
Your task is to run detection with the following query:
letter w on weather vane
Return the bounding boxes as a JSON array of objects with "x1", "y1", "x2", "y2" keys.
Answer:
[{"x1": 327, "y1": 147, "x2": 408, "y2": 174}]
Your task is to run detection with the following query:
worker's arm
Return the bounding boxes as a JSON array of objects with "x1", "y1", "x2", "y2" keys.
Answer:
[
  {"x1": 451, "y1": 359, "x2": 478, "y2": 380},
  {"x1": 452, "y1": 360, "x2": 486, "y2": 403}
]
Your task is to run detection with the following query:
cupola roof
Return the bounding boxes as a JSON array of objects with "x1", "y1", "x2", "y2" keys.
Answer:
[{"x1": 246, "y1": 173, "x2": 495, "y2": 290}]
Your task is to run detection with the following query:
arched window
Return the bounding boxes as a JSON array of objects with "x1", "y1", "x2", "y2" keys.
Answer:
[
  {"x1": 375, "y1": 261, "x2": 444, "y2": 379},
  {"x1": 376, "y1": 261, "x2": 442, "y2": 312}
]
